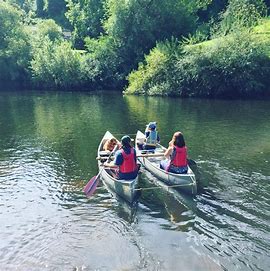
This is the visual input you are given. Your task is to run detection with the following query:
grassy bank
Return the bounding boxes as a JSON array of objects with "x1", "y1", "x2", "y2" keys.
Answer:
[{"x1": 125, "y1": 18, "x2": 270, "y2": 98}]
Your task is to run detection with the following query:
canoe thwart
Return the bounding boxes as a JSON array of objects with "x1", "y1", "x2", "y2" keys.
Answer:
[{"x1": 96, "y1": 153, "x2": 164, "y2": 160}]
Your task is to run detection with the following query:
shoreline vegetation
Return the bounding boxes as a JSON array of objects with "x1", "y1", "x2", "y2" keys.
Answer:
[{"x1": 1, "y1": 0, "x2": 270, "y2": 99}]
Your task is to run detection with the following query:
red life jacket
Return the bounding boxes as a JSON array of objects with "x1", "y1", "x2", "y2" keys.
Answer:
[
  {"x1": 170, "y1": 146, "x2": 187, "y2": 167},
  {"x1": 119, "y1": 148, "x2": 137, "y2": 173}
]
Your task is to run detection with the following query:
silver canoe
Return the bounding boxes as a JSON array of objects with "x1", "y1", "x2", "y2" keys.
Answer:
[
  {"x1": 97, "y1": 131, "x2": 139, "y2": 203},
  {"x1": 135, "y1": 130, "x2": 197, "y2": 195}
]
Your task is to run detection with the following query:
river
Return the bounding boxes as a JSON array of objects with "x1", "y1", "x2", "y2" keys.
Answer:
[{"x1": 0, "y1": 91, "x2": 269, "y2": 271}]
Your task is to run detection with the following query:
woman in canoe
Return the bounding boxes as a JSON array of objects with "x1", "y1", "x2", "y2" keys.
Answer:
[
  {"x1": 160, "y1": 131, "x2": 188, "y2": 174},
  {"x1": 104, "y1": 135, "x2": 138, "y2": 180}
]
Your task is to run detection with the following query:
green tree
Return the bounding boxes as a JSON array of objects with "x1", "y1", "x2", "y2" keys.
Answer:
[
  {"x1": 31, "y1": 19, "x2": 63, "y2": 42},
  {"x1": 44, "y1": 0, "x2": 69, "y2": 27},
  {"x1": 0, "y1": 2, "x2": 31, "y2": 88},
  {"x1": 66, "y1": 0, "x2": 107, "y2": 47},
  {"x1": 31, "y1": 38, "x2": 87, "y2": 89},
  {"x1": 36, "y1": 0, "x2": 46, "y2": 17},
  {"x1": 81, "y1": 0, "x2": 200, "y2": 88},
  {"x1": 197, "y1": 0, "x2": 228, "y2": 22},
  {"x1": 6, "y1": 0, "x2": 35, "y2": 13},
  {"x1": 104, "y1": 0, "x2": 197, "y2": 62},
  {"x1": 214, "y1": 0, "x2": 267, "y2": 36}
]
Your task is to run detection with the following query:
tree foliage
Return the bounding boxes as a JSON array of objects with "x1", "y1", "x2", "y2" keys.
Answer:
[
  {"x1": 126, "y1": 31, "x2": 270, "y2": 98},
  {"x1": 31, "y1": 38, "x2": 87, "y2": 90},
  {"x1": 66, "y1": 0, "x2": 107, "y2": 47},
  {"x1": 104, "y1": 0, "x2": 197, "y2": 61},
  {"x1": 1, "y1": 0, "x2": 270, "y2": 98},
  {"x1": 6, "y1": 0, "x2": 35, "y2": 13},
  {"x1": 79, "y1": 0, "x2": 200, "y2": 88},
  {"x1": 44, "y1": 0, "x2": 69, "y2": 27},
  {"x1": 213, "y1": 0, "x2": 267, "y2": 36},
  {"x1": 36, "y1": 0, "x2": 46, "y2": 17},
  {"x1": 0, "y1": 2, "x2": 31, "y2": 87},
  {"x1": 30, "y1": 19, "x2": 63, "y2": 42}
]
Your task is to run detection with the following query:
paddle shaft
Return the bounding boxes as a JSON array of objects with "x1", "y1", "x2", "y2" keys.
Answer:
[
  {"x1": 84, "y1": 145, "x2": 118, "y2": 196},
  {"x1": 97, "y1": 144, "x2": 118, "y2": 175},
  {"x1": 96, "y1": 152, "x2": 164, "y2": 160}
]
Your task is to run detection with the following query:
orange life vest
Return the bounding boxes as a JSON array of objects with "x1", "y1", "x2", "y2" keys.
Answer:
[
  {"x1": 119, "y1": 148, "x2": 137, "y2": 173},
  {"x1": 170, "y1": 146, "x2": 187, "y2": 167}
]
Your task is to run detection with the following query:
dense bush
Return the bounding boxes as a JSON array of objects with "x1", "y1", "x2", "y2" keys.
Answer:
[
  {"x1": 66, "y1": 0, "x2": 107, "y2": 47},
  {"x1": 0, "y1": 2, "x2": 32, "y2": 88},
  {"x1": 30, "y1": 19, "x2": 63, "y2": 42},
  {"x1": 181, "y1": 32, "x2": 270, "y2": 98},
  {"x1": 212, "y1": 0, "x2": 267, "y2": 36},
  {"x1": 31, "y1": 38, "x2": 88, "y2": 90},
  {"x1": 72, "y1": 0, "x2": 199, "y2": 89},
  {"x1": 125, "y1": 31, "x2": 270, "y2": 98},
  {"x1": 125, "y1": 40, "x2": 178, "y2": 95}
]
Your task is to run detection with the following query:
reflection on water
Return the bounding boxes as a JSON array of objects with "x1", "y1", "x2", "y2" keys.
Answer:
[{"x1": 0, "y1": 91, "x2": 269, "y2": 270}]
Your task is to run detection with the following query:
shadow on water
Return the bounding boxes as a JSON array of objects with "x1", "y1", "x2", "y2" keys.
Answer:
[
  {"x1": 136, "y1": 169, "x2": 198, "y2": 228},
  {"x1": 89, "y1": 168, "x2": 200, "y2": 227},
  {"x1": 98, "y1": 181, "x2": 141, "y2": 224}
]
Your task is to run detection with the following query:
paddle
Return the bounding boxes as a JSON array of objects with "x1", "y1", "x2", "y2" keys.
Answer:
[
  {"x1": 96, "y1": 152, "x2": 165, "y2": 160},
  {"x1": 84, "y1": 145, "x2": 118, "y2": 197}
]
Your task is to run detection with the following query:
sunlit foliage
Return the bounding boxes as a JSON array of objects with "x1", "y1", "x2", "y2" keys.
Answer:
[
  {"x1": 0, "y1": 2, "x2": 31, "y2": 88},
  {"x1": 126, "y1": 30, "x2": 270, "y2": 98}
]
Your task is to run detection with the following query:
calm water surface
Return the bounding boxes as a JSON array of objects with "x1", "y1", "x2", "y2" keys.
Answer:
[{"x1": 0, "y1": 91, "x2": 269, "y2": 271}]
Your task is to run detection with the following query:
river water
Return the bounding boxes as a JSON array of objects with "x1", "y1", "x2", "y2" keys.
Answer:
[{"x1": 0, "y1": 91, "x2": 269, "y2": 271}]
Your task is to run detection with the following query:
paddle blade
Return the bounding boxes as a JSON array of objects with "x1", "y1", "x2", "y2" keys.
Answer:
[{"x1": 83, "y1": 176, "x2": 100, "y2": 197}]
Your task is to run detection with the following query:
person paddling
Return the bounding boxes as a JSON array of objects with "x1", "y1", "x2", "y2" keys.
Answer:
[
  {"x1": 160, "y1": 131, "x2": 188, "y2": 174},
  {"x1": 104, "y1": 135, "x2": 138, "y2": 180}
]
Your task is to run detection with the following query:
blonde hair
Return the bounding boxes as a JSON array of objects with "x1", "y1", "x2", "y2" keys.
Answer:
[{"x1": 104, "y1": 138, "x2": 117, "y2": 151}]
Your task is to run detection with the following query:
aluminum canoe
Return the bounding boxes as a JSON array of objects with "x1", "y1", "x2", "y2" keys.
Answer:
[
  {"x1": 135, "y1": 130, "x2": 197, "y2": 195},
  {"x1": 97, "y1": 131, "x2": 139, "y2": 202}
]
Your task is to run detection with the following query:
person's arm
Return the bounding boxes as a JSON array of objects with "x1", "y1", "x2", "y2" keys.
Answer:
[
  {"x1": 164, "y1": 146, "x2": 173, "y2": 159},
  {"x1": 103, "y1": 161, "x2": 118, "y2": 168},
  {"x1": 104, "y1": 150, "x2": 122, "y2": 168}
]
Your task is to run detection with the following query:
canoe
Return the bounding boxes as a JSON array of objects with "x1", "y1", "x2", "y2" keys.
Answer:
[
  {"x1": 135, "y1": 130, "x2": 197, "y2": 195},
  {"x1": 97, "y1": 131, "x2": 139, "y2": 203}
]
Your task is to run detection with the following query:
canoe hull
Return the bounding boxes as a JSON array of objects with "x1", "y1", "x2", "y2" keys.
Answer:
[
  {"x1": 98, "y1": 131, "x2": 139, "y2": 203},
  {"x1": 136, "y1": 131, "x2": 197, "y2": 195},
  {"x1": 100, "y1": 169, "x2": 139, "y2": 203}
]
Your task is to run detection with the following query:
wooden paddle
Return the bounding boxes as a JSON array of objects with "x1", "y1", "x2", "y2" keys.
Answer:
[{"x1": 84, "y1": 145, "x2": 118, "y2": 197}]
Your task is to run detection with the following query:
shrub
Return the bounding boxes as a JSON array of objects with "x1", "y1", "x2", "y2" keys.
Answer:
[
  {"x1": 179, "y1": 31, "x2": 270, "y2": 98},
  {"x1": 31, "y1": 38, "x2": 87, "y2": 90},
  {"x1": 125, "y1": 30, "x2": 270, "y2": 98},
  {"x1": 213, "y1": 0, "x2": 267, "y2": 37},
  {"x1": 0, "y1": 2, "x2": 31, "y2": 87}
]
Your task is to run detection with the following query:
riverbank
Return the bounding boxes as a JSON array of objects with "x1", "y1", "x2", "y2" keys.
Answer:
[{"x1": 125, "y1": 18, "x2": 270, "y2": 98}]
